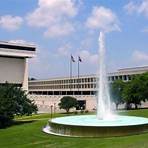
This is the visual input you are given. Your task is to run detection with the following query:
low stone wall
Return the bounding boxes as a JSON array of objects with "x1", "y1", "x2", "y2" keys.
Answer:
[
  {"x1": 29, "y1": 95, "x2": 96, "y2": 113},
  {"x1": 29, "y1": 95, "x2": 148, "y2": 113}
]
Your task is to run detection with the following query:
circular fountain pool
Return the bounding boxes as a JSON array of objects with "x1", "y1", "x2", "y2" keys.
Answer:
[{"x1": 43, "y1": 115, "x2": 148, "y2": 137}]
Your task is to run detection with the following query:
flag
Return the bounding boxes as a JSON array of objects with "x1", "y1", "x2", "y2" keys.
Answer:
[
  {"x1": 71, "y1": 55, "x2": 75, "y2": 62},
  {"x1": 78, "y1": 56, "x2": 82, "y2": 62}
]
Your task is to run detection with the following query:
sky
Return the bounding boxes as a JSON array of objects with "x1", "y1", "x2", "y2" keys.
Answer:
[{"x1": 0, "y1": 0, "x2": 148, "y2": 79}]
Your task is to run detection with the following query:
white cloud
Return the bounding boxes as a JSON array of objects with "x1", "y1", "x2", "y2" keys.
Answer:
[
  {"x1": 57, "y1": 44, "x2": 71, "y2": 56},
  {"x1": 124, "y1": 1, "x2": 148, "y2": 33},
  {"x1": 124, "y1": 0, "x2": 148, "y2": 17},
  {"x1": 124, "y1": 1, "x2": 138, "y2": 14},
  {"x1": 86, "y1": 6, "x2": 120, "y2": 32},
  {"x1": 132, "y1": 50, "x2": 148, "y2": 64},
  {"x1": 44, "y1": 22, "x2": 74, "y2": 38},
  {"x1": 79, "y1": 50, "x2": 98, "y2": 64},
  {"x1": 9, "y1": 39, "x2": 35, "y2": 46},
  {"x1": 0, "y1": 15, "x2": 23, "y2": 31},
  {"x1": 139, "y1": 0, "x2": 148, "y2": 16},
  {"x1": 141, "y1": 27, "x2": 148, "y2": 32},
  {"x1": 29, "y1": 48, "x2": 52, "y2": 79},
  {"x1": 26, "y1": 0, "x2": 78, "y2": 37}
]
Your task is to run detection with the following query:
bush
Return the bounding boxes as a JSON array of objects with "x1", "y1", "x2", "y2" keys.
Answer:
[
  {"x1": 0, "y1": 83, "x2": 38, "y2": 128},
  {"x1": 85, "y1": 110, "x2": 89, "y2": 113},
  {"x1": 74, "y1": 111, "x2": 78, "y2": 114},
  {"x1": 0, "y1": 115, "x2": 13, "y2": 128},
  {"x1": 80, "y1": 110, "x2": 84, "y2": 114}
]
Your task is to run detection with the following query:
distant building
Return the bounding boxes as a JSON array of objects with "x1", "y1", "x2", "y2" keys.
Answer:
[
  {"x1": 28, "y1": 66, "x2": 148, "y2": 113},
  {"x1": 0, "y1": 41, "x2": 36, "y2": 91}
]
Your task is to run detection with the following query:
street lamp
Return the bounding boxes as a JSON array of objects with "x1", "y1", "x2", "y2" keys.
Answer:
[
  {"x1": 50, "y1": 105, "x2": 53, "y2": 119},
  {"x1": 54, "y1": 103, "x2": 56, "y2": 114}
]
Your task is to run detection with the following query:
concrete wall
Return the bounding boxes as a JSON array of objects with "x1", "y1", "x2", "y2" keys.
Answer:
[
  {"x1": 29, "y1": 95, "x2": 97, "y2": 113},
  {"x1": 0, "y1": 57, "x2": 25, "y2": 84},
  {"x1": 29, "y1": 94, "x2": 148, "y2": 113},
  {"x1": 0, "y1": 56, "x2": 28, "y2": 91}
]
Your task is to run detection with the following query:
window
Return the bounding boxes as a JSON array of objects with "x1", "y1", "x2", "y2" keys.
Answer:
[
  {"x1": 123, "y1": 75, "x2": 127, "y2": 81},
  {"x1": 119, "y1": 76, "x2": 122, "y2": 80},
  {"x1": 85, "y1": 78, "x2": 88, "y2": 82},
  {"x1": 115, "y1": 76, "x2": 118, "y2": 80},
  {"x1": 112, "y1": 76, "x2": 114, "y2": 81},
  {"x1": 82, "y1": 78, "x2": 85, "y2": 83}
]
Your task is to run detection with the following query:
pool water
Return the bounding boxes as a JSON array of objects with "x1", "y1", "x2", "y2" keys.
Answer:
[{"x1": 51, "y1": 115, "x2": 148, "y2": 127}]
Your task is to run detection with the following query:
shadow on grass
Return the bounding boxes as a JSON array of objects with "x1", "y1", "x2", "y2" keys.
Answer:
[
  {"x1": 0, "y1": 120, "x2": 37, "y2": 129},
  {"x1": 12, "y1": 120, "x2": 37, "y2": 126}
]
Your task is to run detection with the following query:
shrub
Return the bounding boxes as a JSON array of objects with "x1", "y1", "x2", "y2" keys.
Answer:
[{"x1": 0, "y1": 83, "x2": 38, "y2": 128}]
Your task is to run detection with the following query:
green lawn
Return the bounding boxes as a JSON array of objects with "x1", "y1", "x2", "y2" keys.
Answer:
[{"x1": 0, "y1": 110, "x2": 148, "y2": 148}]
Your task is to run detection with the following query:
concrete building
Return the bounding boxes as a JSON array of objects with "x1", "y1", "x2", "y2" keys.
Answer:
[
  {"x1": 0, "y1": 41, "x2": 36, "y2": 91},
  {"x1": 29, "y1": 66, "x2": 148, "y2": 113}
]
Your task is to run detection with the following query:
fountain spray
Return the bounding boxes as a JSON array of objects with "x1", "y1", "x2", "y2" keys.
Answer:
[{"x1": 97, "y1": 31, "x2": 111, "y2": 120}]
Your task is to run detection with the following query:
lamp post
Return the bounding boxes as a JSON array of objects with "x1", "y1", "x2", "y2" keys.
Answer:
[
  {"x1": 50, "y1": 105, "x2": 53, "y2": 119},
  {"x1": 54, "y1": 103, "x2": 56, "y2": 114}
]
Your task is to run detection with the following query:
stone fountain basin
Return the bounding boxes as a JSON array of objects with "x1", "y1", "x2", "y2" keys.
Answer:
[{"x1": 43, "y1": 115, "x2": 148, "y2": 137}]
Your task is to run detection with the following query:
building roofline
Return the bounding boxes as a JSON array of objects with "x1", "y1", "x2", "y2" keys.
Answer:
[
  {"x1": 0, "y1": 40, "x2": 35, "y2": 47},
  {"x1": 29, "y1": 65, "x2": 148, "y2": 83},
  {"x1": 0, "y1": 41, "x2": 36, "y2": 51},
  {"x1": 29, "y1": 74, "x2": 97, "y2": 82},
  {"x1": 118, "y1": 65, "x2": 148, "y2": 72}
]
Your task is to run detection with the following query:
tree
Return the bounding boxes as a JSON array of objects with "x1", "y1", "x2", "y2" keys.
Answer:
[
  {"x1": 110, "y1": 80, "x2": 125, "y2": 110},
  {"x1": 122, "y1": 73, "x2": 148, "y2": 109},
  {"x1": 58, "y1": 96, "x2": 77, "y2": 113},
  {"x1": 0, "y1": 83, "x2": 38, "y2": 128},
  {"x1": 28, "y1": 77, "x2": 37, "y2": 81}
]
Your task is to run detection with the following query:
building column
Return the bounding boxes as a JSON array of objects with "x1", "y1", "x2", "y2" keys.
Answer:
[
  {"x1": 126, "y1": 75, "x2": 129, "y2": 81},
  {"x1": 22, "y1": 58, "x2": 28, "y2": 92}
]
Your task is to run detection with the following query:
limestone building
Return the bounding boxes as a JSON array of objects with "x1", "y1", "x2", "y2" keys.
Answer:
[
  {"x1": 29, "y1": 66, "x2": 148, "y2": 113},
  {"x1": 0, "y1": 41, "x2": 36, "y2": 91}
]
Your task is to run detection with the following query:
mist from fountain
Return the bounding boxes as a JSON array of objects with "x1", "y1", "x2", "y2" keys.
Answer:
[{"x1": 97, "y1": 31, "x2": 113, "y2": 120}]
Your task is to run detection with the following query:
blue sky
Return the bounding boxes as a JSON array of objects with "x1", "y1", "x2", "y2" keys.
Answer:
[{"x1": 0, "y1": 0, "x2": 148, "y2": 79}]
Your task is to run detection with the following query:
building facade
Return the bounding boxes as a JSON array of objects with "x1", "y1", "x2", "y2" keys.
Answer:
[
  {"x1": 29, "y1": 66, "x2": 148, "y2": 113},
  {"x1": 0, "y1": 41, "x2": 36, "y2": 91}
]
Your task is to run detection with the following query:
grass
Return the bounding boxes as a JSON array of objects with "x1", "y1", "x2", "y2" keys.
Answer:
[{"x1": 0, "y1": 109, "x2": 148, "y2": 148}]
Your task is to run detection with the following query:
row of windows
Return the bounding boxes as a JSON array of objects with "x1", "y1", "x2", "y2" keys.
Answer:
[
  {"x1": 29, "y1": 84, "x2": 97, "y2": 90},
  {"x1": 29, "y1": 77, "x2": 97, "y2": 85},
  {"x1": 29, "y1": 75, "x2": 133, "y2": 87},
  {"x1": 29, "y1": 91, "x2": 97, "y2": 96},
  {"x1": 108, "y1": 75, "x2": 132, "y2": 81}
]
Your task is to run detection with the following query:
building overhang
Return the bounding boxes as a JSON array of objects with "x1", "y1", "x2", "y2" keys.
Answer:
[{"x1": 0, "y1": 41, "x2": 36, "y2": 58}]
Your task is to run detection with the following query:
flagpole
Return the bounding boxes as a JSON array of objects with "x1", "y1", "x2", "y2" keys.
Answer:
[
  {"x1": 70, "y1": 55, "x2": 75, "y2": 95},
  {"x1": 78, "y1": 56, "x2": 80, "y2": 95},
  {"x1": 70, "y1": 55, "x2": 72, "y2": 92}
]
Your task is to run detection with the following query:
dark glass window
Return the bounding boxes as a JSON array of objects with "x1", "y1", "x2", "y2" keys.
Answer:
[{"x1": 0, "y1": 43, "x2": 35, "y2": 51}]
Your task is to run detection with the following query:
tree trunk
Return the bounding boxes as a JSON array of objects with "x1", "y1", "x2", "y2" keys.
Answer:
[
  {"x1": 135, "y1": 104, "x2": 138, "y2": 109},
  {"x1": 66, "y1": 108, "x2": 69, "y2": 113},
  {"x1": 115, "y1": 103, "x2": 118, "y2": 110},
  {"x1": 126, "y1": 103, "x2": 131, "y2": 110}
]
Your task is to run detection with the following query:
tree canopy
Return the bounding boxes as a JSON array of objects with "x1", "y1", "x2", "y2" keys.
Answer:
[
  {"x1": 111, "y1": 72, "x2": 148, "y2": 110},
  {"x1": 122, "y1": 73, "x2": 148, "y2": 109},
  {"x1": 58, "y1": 96, "x2": 77, "y2": 113},
  {"x1": 0, "y1": 83, "x2": 38, "y2": 128},
  {"x1": 110, "y1": 80, "x2": 125, "y2": 109}
]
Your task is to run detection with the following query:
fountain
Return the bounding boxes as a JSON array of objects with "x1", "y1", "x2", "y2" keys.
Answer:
[
  {"x1": 97, "y1": 31, "x2": 112, "y2": 120},
  {"x1": 43, "y1": 32, "x2": 148, "y2": 137}
]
